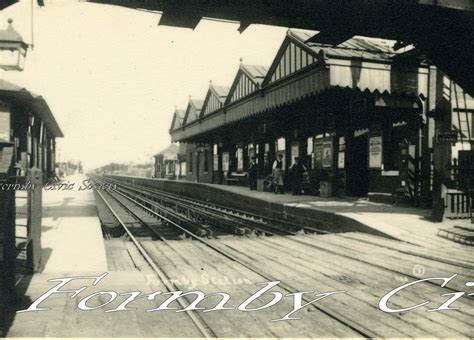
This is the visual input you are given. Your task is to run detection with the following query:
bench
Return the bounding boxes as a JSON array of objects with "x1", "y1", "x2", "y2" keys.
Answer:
[
  {"x1": 224, "y1": 172, "x2": 247, "y2": 186},
  {"x1": 224, "y1": 178, "x2": 240, "y2": 185}
]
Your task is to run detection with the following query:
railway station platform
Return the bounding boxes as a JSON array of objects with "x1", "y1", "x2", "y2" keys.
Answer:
[
  {"x1": 3, "y1": 175, "x2": 472, "y2": 338},
  {"x1": 114, "y1": 176, "x2": 470, "y2": 250},
  {"x1": 3, "y1": 175, "x2": 218, "y2": 337},
  {"x1": 202, "y1": 183, "x2": 461, "y2": 250},
  {"x1": 37, "y1": 174, "x2": 108, "y2": 274}
]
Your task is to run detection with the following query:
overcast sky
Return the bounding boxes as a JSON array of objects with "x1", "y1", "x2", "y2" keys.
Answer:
[{"x1": 0, "y1": 0, "x2": 287, "y2": 170}]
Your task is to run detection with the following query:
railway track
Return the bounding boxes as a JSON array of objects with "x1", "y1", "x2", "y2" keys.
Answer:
[
  {"x1": 91, "y1": 175, "x2": 474, "y2": 337},
  {"x1": 95, "y1": 188, "x2": 217, "y2": 338},
  {"x1": 98, "y1": 175, "x2": 474, "y2": 271},
  {"x1": 93, "y1": 177, "x2": 375, "y2": 337},
  {"x1": 100, "y1": 175, "x2": 329, "y2": 237}
]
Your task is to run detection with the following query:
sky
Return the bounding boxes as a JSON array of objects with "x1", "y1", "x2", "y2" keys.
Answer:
[{"x1": 0, "y1": 0, "x2": 287, "y2": 170}]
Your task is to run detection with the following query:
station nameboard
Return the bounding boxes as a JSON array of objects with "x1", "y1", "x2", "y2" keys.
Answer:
[{"x1": 436, "y1": 130, "x2": 458, "y2": 143}]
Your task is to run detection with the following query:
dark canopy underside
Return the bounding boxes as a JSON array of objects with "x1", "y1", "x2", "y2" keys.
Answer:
[{"x1": 2, "y1": 0, "x2": 473, "y2": 95}]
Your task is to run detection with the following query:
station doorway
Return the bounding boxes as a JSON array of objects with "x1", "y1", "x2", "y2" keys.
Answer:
[
  {"x1": 196, "y1": 152, "x2": 200, "y2": 182},
  {"x1": 345, "y1": 132, "x2": 369, "y2": 197}
]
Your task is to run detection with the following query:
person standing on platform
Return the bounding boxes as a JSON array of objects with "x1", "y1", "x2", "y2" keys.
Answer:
[
  {"x1": 290, "y1": 156, "x2": 307, "y2": 195},
  {"x1": 248, "y1": 156, "x2": 258, "y2": 190},
  {"x1": 272, "y1": 154, "x2": 284, "y2": 194}
]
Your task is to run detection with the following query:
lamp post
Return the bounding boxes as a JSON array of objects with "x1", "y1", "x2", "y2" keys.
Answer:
[{"x1": 0, "y1": 18, "x2": 28, "y2": 71}]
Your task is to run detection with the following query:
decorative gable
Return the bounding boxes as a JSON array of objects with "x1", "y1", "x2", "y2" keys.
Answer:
[
  {"x1": 182, "y1": 99, "x2": 203, "y2": 126},
  {"x1": 230, "y1": 72, "x2": 257, "y2": 103},
  {"x1": 263, "y1": 30, "x2": 320, "y2": 86},
  {"x1": 226, "y1": 65, "x2": 268, "y2": 105},
  {"x1": 169, "y1": 109, "x2": 185, "y2": 131},
  {"x1": 201, "y1": 85, "x2": 229, "y2": 117}
]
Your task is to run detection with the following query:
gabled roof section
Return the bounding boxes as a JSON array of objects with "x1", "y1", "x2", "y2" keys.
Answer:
[
  {"x1": 182, "y1": 98, "x2": 204, "y2": 126},
  {"x1": 169, "y1": 108, "x2": 185, "y2": 132},
  {"x1": 201, "y1": 84, "x2": 230, "y2": 117},
  {"x1": 154, "y1": 143, "x2": 179, "y2": 158},
  {"x1": 225, "y1": 64, "x2": 268, "y2": 105},
  {"x1": 262, "y1": 29, "x2": 322, "y2": 87},
  {"x1": 263, "y1": 29, "x2": 399, "y2": 87},
  {"x1": 241, "y1": 64, "x2": 268, "y2": 84},
  {"x1": 304, "y1": 36, "x2": 397, "y2": 62}
]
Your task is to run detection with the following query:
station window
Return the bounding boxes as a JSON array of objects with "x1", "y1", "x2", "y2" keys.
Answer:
[
  {"x1": 276, "y1": 137, "x2": 285, "y2": 151},
  {"x1": 307, "y1": 137, "x2": 313, "y2": 155},
  {"x1": 181, "y1": 161, "x2": 186, "y2": 176},
  {"x1": 213, "y1": 144, "x2": 218, "y2": 171}
]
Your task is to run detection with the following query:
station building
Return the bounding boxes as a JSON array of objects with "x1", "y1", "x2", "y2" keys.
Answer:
[
  {"x1": 170, "y1": 29, "x2": 473, "y2": 206},
  {"x1": 153, "y1": 143, "x2": 186, "y2": 179},
  {"x1": 0, "y1": 79, "x2": 63, "y2": 181},
  {"x1": 0, "y1": 78, "x2": 63, "y2": 292}
]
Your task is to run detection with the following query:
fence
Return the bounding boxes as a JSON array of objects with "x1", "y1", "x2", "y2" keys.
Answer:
[{"x1": 0, "y1": 168, "x2": 42, "y2": 292}]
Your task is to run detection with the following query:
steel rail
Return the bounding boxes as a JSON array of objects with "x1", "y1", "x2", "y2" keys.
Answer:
[
  {"x1": 105, "y1": 175, "x2": 474, "y2": 270},
  {"x1": 94, "y1": 179, "x2": 375, "y2": 338},
  {"x1": 97, "y1": 175, "x2": 472, "y2": 297},
  {"x1": 114, "y1": 184, "x2": 283, "y2": 237},
  {"x1": 104, "y1": 176, "x2": 326, "y2": 235},
  {"x1": 95, "y1": 189, "x2": 216, "y2": 338}
]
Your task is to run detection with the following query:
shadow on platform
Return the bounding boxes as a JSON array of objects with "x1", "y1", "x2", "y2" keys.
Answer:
[
  {"x1": 0, "y1": 275, "x2": 33, "y2": 337},
  {"x1": 42, "y1": 205, "x2": 98, "y2": 219}
]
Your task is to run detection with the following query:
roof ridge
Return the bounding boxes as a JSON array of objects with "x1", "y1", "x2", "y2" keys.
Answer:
[{"x1": 242, "y1": 63, "x2": 267, "y2": 67}]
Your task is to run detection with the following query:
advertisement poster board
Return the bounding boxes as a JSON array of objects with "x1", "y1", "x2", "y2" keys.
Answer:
[
  {"x1": 322, "y1": 140, "x2": 333, "y2": 168},
  {"x1": 369, "y1": 136, "x2": 383, "y2": 168},
  {"x1": 222, "y1": 152, "x2": 229, "y2": 172},
  {"x1": 0, "y1": 109, "x2": 10, "y2": 141}
]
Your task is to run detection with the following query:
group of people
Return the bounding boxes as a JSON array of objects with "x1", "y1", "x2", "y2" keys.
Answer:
[{"x1": 247, "y1": 154, "x2": 307, "y2": 195}]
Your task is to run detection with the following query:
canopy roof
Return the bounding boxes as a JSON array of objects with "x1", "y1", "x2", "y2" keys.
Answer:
[
  {"x1": 3, "y1": 1, "x2": 472, "y2": 94},
  {"x1": 80, "y1": 0, "x2": 472, "y2": 95},
  {"x1": 170, "y1": 28, "x2": 430, "y2": 142},
  {"x1": 0, "y1": 79, "x2": 63, "y2": 138}
]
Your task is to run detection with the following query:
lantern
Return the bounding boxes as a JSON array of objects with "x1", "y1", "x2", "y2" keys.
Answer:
[{"x1": 0, "y1": 19, "x2": 28, "y2": 71}]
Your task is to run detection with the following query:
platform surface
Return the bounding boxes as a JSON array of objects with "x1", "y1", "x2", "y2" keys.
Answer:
[
  {"x1": 202, "y1": 182, "x2": 470, "y2": 250},
  {"x1": 5, "y1": 175, "x2": 204, "y2": 337},
  {"x1": 38, "y1": 174, "x2": 108, "y2": 274}
]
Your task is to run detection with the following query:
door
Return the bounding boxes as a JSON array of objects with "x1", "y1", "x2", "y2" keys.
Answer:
[
  {"x1": 345, "y1": 133, "x2": 369, "y2": 196},
  {"x1": 196, "y1": 151, "x2": 200, "y2": 182}
]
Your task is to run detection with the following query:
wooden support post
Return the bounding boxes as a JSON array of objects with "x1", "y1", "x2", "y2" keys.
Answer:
[
  {"x1": 26, "y1": 168, "x2": 42, "y2": 273},
  {"x1": 431, "y1": 70, "x2": 452, "y2": 221},
  {"x1": 216, "y1": 143, "x2": 223, "y2": 184},
  {"x1": 331, "y1": 133, "x2": 339, "y2": 196},
  {"x1": 0, "y1": 187, "x2": 16, "y2": 293},
  {"x1": 257, "y1": 141, "x2": 265, "y2": 178}
]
